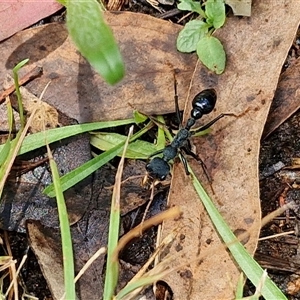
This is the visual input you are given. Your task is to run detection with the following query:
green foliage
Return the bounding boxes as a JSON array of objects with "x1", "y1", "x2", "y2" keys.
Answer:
[
  {"x1": 205, "y1": 0, "x2": 226, "y2": 28},
  {"x1": 47, "y1": 146, "x2": 76, "y2": 299},
  {"x1": 133, "y1": 110, "x2": 149, "y2": 124},
  {"x1": 13, "y1": 59, "x2": 29, "y2": 128},
  {"x1": 0, "y1": 59, "x2": 29, "y2": 197},
  {"x1": 177, "y1": 0, "x2": 226, "y2": 74},
  {"x1": 196, "y1": 35, "x2": 225, "y2": 74},
  {"x1": 177, "y1": 20, "x2": 209, "y2": 53},
  {"x1": 60, "y1": 0, "x2": 124, "y2": 84},
  {"x1": 43, "y1": 121, "x2": 154, "y2": 197},
  {"x1": 90, "y1": 132, "x2": 158, "y2": 159},
  {"x1": 177, "y1": 0, "x2": 206, "y2": 17}
]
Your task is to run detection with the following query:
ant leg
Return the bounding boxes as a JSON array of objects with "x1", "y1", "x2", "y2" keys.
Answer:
[
  {"x1": 191, "y1": 113, "x2": 236, "y2": 135},
  {"x1": 173, "y1": 74, "x2": 183, "y2": 128},
  {"x1": 181, "y1": 142, "x2": 212, "y2": 184},
  {"x1": 178, "y1": 152, "x2": 190, "y2": 176}
]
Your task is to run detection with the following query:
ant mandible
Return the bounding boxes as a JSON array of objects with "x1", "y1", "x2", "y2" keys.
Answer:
[{"x1": 145, "y1": 78, "x2": 233, "y2": 183}]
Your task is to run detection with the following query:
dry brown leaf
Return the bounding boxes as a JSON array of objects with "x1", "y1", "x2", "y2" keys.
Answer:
[
  {"x1": 262, "y1": 56, "x2": 300, "y2": 139},
  {"x1": 162, "y1": 1, "x2": 300, "y2": 299},
  {"x1": 27, "y1": 211, "x2": 110, "y2": 299},
  {"x1": 0, "y1": 14, "x2": 198, "y2": 123},
  {"x1": 18, "y1": 86, "x2": 59, "y2": 133},
  {"x1": 27, "y1": 221, "x2": 65, "y2": 300}
]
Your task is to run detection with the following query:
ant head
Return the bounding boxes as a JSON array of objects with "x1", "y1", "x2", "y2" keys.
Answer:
[
  {"x1": 146, "y1": 157, "x2": 170, "y2": 181},
  {"x1": 191, "y1": 89, "x2": 217, "y2": 119}
]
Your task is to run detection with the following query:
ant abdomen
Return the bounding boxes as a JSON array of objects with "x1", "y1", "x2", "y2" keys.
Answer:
[{"x1": 191, "y1": 89, "x2": 217, "y2": 120}]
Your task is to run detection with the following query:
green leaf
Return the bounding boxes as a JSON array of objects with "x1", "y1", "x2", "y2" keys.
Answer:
[
  {"x1": 13, "y1": 59, "x2": 29, "y2": 72},
  {"x1": 235, "y1": 273, "x2": 245, "y2": 299},
  {"x1": 155, "y1": 115, "x2": 166, "y2": 150},
  {"x1": 189, "y1": 167, "x2": 287, "y2": 299},
  {"x1": 177, "y1": 20, "x2": 209, "y2": 53},
  {"x1": 13, "y1": 59, "x2": 29, "y2": 128},
  {"x1": 177, "y1": 0, "x2": 206, "y2": 17},
  {"x1": 205, "y1": 0, "x2": 226, "y2": 29},
  {"x1": 196, "y1": 35, "x2": 226, "y2": 74},
  {"x1": 0, "y1": 141, "x2": 11, "y2": 167},
  {"x1": 47, "y1": 146, "x2": 75, "y2": 299},
  {"x1": 90, "y1": 132, "x2": 157, "y2": 159},
  {"x1": 44, "y1": 122, "x2": 153, "y2": 197},
  {"x1": 66, "y1": 0, "x2": 125, "y2": 84},
  {"x1": 44, "y1": 142, "x2": 124, "y2": 198},
  {"x1": 133, "y1": 110, "x2": 148, "y2": 124},
  {"x1": 0, "y1": 119, "x2": 135, "y2": 156}
]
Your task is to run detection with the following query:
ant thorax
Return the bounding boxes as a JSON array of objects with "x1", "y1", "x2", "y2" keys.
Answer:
[{"x1": 170, "y1": 128, "x2": 191, "y2": 149}]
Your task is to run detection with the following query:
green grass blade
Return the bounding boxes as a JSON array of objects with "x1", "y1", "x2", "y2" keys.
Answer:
[
  {"x1": 235, "y1": 273, "x2": 245, "y2": 299},
  {"x1": 0, "y1": 99, "x2": 14, "y2": 167},
  {"x1": 90, "y1": 132, "x2": 157, "y2": 159},
  {"x1": 6, "y1": 98, "x2": 14, "y2": 135},
  {"x1": 115, "y1": 275, "x2": 163, "y2": 300},
  {"x1": 47, "y1": 145, "x2": 76, "y2": 299},
  {"x1": 44, "y1": 141, "x2": 125, "y2": 197},
  {"x1": 103, "y1": 128, "x2": 133, "y2": 300},
  {"x1": 0, "y1": 141, "x2": 11, "y2": 168},
  {"x1": 13, "y1": 59, "x2": 29, "y2": 128},
  {"x1": 44, "y1": 122, "x2": 153, "y2": 197},
  {"x1": 0, "y1": 60, "x2": 29, "y2": 197},
  {"x1": 156, "y1": 115, "x2": 166, "y2": 150},
  {"x1": 0, "y1": 119, "x2": 135, "y2": 156},
  {"x1": 0, "y1": 134, "x2": 21, "y2": 198},
  {"x1": 190, "y1": 167, "x2": 287, "y2": 300}
]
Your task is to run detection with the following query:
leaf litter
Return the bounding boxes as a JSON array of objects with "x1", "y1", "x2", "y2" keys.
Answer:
[
  {"x1": 161, "y1": 1, "x2": 300, "y2": 299},
  {"x1": 0, "y1": 1, "x2": 300, "y2": 299}
]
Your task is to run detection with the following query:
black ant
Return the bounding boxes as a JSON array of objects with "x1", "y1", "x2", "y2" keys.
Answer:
[{"x1": 145, "y1": 79, "x2": 234, "y2": 183}]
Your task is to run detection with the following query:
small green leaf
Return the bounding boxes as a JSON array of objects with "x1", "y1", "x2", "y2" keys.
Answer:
[
  {"x1": 177, "y1": 20, "x2": 209, "y2": 52},
  {"x1": 66, "y1": 0, "x2": 125, "y2": 84},
  {"x1": 177, "y1": 0, "x2": 206, "y2": 17},
  {"x1": 205, "y1": 0, "x2": 226, "y2": 29},
  {"x1": 13, "y1": 59, "x2": 29, "y2": 72},
  {"x1": 91, "y1": 132, "x2": 157, "y2": 159},
  {"x1": 133, "y1": 110, "x2": 148, "y2": 124},
  {"x1": 196, "y1": 35, "x2": 226, "y2": 74},
  {"x1": 6, "y1": 99, "x2": 14, "y2": 135}
]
